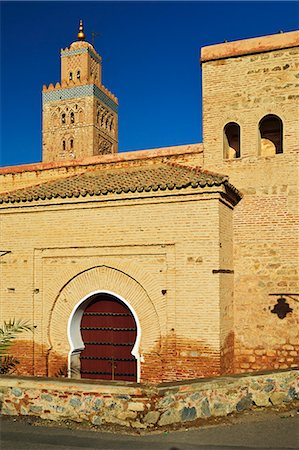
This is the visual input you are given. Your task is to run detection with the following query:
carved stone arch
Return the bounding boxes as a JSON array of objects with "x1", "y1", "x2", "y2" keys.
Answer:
[
  {"x1": 258, "y1": 113, "x2": 283, "y2": 156},
  {"x1": 69, "y1": 110, "x2": 75, "y2": 124},
  {"x1": 51, "y1": 112, "x2": 59, "y2": 128},
  {"x1": 68, "y1": 135, "x2": 74, "y2": 153},
  {"x1": 76, "y1": 67, "x2": 81, "y2": 80},
  {"x1": 223, "y1": 121, "x2": 241, "y2": 159},
  {"x1": 78, "y1": 108, "x2": 84, "y2": 122},
  {"x1": 48, "y1": 265, "x2": 162, "y2": 379}
]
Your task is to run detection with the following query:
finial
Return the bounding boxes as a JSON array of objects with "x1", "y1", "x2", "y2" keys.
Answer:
[{"x1": 77, "y1": 20, "x2": 85, "y2": 41}]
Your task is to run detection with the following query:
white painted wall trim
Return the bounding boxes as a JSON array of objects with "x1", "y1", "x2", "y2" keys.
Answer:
[{"x1": 67, "y1": 290, "x2": 142, "y2": 382}]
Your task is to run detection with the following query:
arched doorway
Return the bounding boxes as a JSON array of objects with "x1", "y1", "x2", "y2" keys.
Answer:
[{"x1": 68, "y1": 291, "x2": 139, "y2": 382}]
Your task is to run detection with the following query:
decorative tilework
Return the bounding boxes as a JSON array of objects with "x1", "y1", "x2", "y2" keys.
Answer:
[
  {"x1": 61, "y1": 48, "x2": 102, "y2": 65},
  {"x1": 94, "y1": 85, "x2": 118, "y2": 112},
  {"x1": 42, "y1": 85, "x2": 118, "y2": 113}
]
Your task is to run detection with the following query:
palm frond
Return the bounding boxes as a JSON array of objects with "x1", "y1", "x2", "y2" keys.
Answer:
[
  {"x1": 0, "y1": 355, "x2": 19, "y2": 374},
  {"x1": 0, "y1": 319, "x2": 33, "y2": 357}
]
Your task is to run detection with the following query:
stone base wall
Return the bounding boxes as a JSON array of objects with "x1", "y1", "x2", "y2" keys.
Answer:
[{"x1": 1, "y1": 369, "x2": 298, "y2": 430}]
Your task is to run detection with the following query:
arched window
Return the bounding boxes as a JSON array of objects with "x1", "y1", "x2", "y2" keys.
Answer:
[
  {"x1": 70, "y1": 139, "x2": 74, "y2": 149},
  {"x1": 70, "y1": 112, "x2": 75, "y2": 124},
  {"x1": 78, "y1": 109, "x2": 84, "y2": 122},
  {"x1": 77, "y1": 70, "x2": 81, "y2": 80},
  {"x1": 259, "y1": 114, "x2": 283, "y2": 156},
  {"x1": 62, "y1": 140, "x2": 66, "y2": 151},
  {"x1": 61, "y1": 113, "x2": 66, "y2": 124},
  {"x1": 223, "y1": 122, "x2": 240, "y2": 159},
  {"x1": 69, "y1": 72, "x2": 73, "y2": 81}
]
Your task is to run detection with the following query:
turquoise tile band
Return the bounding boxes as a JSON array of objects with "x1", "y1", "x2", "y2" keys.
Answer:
[{"x1": 42, "y1": 84, "x2": 118, "y2": 113}]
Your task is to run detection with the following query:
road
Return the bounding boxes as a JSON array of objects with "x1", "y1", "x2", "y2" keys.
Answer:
[{"x1": 1, "y1": 409, "x2": 298, "y2": 450}]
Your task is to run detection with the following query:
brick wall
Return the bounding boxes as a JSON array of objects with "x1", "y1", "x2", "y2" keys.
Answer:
[
  {"x1": 0, "y1": 180, "x2": 233, "y2": 382},
  {"x1": 201, "y1": 34, "x2": 299, "y2": 373}
]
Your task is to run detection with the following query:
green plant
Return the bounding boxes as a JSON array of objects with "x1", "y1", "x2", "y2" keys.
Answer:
[{"x1": 0, "y1": 319, "x2": 33, "y2": 374}]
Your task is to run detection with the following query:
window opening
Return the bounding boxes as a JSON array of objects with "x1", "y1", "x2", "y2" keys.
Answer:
[
  {"x1": 259, "y1": 115, "x2": 283, "y2": 156},
  {"x1": 223, "y1": 122, "x2": 240, "y2": 159},
  {"x1": 61, "y1": 113, "x2": 66, "y2": 124},
  {"x1": 69, "y1": 72, "x2": 73, "y2": 81},
  {"x1": 77, "y1": 70, "x2": 81, "y2": 79},
  {"x1": 70, "y1": 139, "x2": 74, "y2": 149},
  {"x1": 70, "y1": 112, "x2": 75, "y2": 124},
  {"x1": 62, "y1": 140, "x2": 66, "y2": 151}
]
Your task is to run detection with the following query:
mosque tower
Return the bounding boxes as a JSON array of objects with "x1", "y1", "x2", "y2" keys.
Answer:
[{"x1": 42, "y1": 20, "x2": 118, "y2": 162}]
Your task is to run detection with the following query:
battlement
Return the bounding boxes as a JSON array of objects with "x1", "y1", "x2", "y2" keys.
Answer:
[
  {"x1": 100, "y1": 84, "x2": 118, "y2": 104},
  {"x1": 42, "y1": 81, "x2": 118, "y2": 104}
]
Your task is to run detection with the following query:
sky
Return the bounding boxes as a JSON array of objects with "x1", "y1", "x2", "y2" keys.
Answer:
[{"x1": 0, "y1": 1, "x2": 298, "y2": 167}]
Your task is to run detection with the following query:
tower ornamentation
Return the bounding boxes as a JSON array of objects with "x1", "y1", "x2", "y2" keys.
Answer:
[{"x1": 42, "y1": 21, "x2": 118, "y2": 162}]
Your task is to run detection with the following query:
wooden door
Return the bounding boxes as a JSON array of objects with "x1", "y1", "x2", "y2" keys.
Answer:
[{"x1": 80, "y1": 294, "x2": 137, "y2": 381}]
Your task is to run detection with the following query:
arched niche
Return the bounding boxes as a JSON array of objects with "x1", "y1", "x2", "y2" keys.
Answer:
[
  {"x1": 48, "y1": 265, "x2": 161, "y2": 381},
  {"x1": 223, "y1": 122, "x2": 241, "y2": 159},
  {"x1": 68, "y1": 290, "x2": 141, "y2": 381},
  {"x1": 259, "y1": 114, "x2": 283, "y2": 156}
]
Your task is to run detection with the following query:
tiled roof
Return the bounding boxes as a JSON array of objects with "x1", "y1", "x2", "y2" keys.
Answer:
[{"x1": 0, "y1": 163, "x2": 241, "y2": 204}]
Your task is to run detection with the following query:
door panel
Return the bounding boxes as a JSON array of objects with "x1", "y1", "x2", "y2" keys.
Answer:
[{"x1": 80, "y1": 294, "x2": 137, "y2": 381}]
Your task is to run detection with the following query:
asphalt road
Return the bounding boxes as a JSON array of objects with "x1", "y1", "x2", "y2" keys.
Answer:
[{"x1": 1, "y1": 411, "x2": 298, "y2": 450}]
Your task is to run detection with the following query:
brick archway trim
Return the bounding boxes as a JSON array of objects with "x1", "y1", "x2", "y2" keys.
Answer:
[{"x1": 48, "y1": 265, "x2": 161, "y2": 374}]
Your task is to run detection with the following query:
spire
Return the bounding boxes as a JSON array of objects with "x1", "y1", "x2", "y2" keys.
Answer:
[{"x1": 77, "y1": 20, "x2": 85, "y2": 41}]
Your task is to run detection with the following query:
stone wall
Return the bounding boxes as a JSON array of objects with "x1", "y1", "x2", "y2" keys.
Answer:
[
  {"x1": 201, "y1": 32, "x2": 299, "y2": 373},
  {"x1": 1, "y1": 368, "x2": 298, "y2": 430}
]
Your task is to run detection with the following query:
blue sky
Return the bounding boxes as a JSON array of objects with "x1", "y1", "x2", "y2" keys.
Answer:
[{"x1": 1, "y1": 1, "x2": 298, "y2": 167}]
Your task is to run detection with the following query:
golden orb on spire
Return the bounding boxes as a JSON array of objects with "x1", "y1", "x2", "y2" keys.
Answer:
[{"x1": 77, "y1": 20, "x2": 85, "y2": 41}]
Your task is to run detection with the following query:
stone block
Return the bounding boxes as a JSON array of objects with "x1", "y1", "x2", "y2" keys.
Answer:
[
  {"x1": 29, "y1": 405, "x2": 43, "y2": 413},
  {"x1": 181, "y1": 406, "x2": 197, "y2": 422},
  {"x1": 11, "y1": 387, "x2": 23, "y2": 398},
  {"x1": 116, "y1": 410, "x2": 137, "y2": 420},
  {"x1": 269, "y1": 391, "x2": 289, "y2": 405},
  {"x1": 236, "y1": 394, "x2": 253, "y2": 412},
  {"x1": 288, "y1": 387, "x2": 299, "y2": 400},
  {"x1": 252, "y1": 392, "x2": 270, "y2": 407},
  {"x1": 158, "y1": 409, "x2": 180, "y2": 426},
  {"x1": 128, "y1": 401, "x2": 144, "y2": 412},
  {"x1": 199, "y1": 398, "x2": 211, "y2": 417},
  {"x1": 158, "y1": 395, "x2": 175, "y2": 409},
  {"x1": 91, "y1": 415, "x2": 102, "y2": 425},
  {"x1": 130, "y1": 421, "x2": 147, "y2": 429},
  {"x1": 70, "y1": 396, "x2": 82, "y2": 407},
  {"x1": 210, "y1": 402, "x2": 229, "y2": 417},
  {"x1": 263, "y1": 383, "x2": 275, "y2": 392},
  {"x1": 41, "y1": 393, "x2": 53, "y2": 402},
  {"x1": 143, "y1": 411, "x2": 160, "y2": 424},
  {"x1": 93, "y1": 398, "x2": 103, "y2": 410}
]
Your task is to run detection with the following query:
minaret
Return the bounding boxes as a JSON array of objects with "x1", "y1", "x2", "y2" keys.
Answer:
[{"x1": 42, "y1": 21, "x2": 118, "y2": 162}]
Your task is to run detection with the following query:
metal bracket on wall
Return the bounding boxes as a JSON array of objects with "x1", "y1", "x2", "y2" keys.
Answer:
[
  {"x1": 269, "y1": 293, "x2": 299, "y2": 319},
  {"x1": 0, "y1": 250, "x2": 11, "y2": 257},
  {"x1": 269, "y1": 293, "x2": 299, "y2": 303}
]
